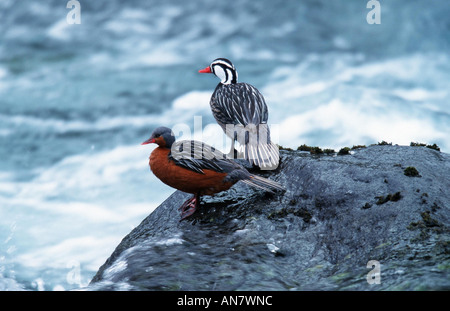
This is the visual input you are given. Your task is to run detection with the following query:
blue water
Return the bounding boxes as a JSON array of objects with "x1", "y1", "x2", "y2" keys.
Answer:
[{"x1": 1, "y1": 0, "x2": 449, "y2": 290}]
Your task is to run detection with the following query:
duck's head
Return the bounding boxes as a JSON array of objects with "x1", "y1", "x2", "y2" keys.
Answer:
[
  {"x1": 199, "y1": 58, "x2": 238, "y2": 85},
  {"x1": 141, "y1": 126, "x2": 175, "y2": 148}
]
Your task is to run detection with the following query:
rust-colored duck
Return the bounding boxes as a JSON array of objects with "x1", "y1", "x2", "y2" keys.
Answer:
[{"x1": 142, "y1": 126, "x2": 283, "y2": 220}]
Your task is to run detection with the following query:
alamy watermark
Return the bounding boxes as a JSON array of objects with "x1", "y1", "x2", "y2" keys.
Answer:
[
  {"x1": 66, "y1": 260, "x2": 86, "y2": 288},
  {"x1": 66, "y1": 0, "x2": 81, "y2": 25},
  {"x1": 65, "y1": 1, "x2": 380, "y2": 26},
  {"x1": 366, "y1": 0, "x2": 381, "y2": 24},
  {"x1": 366, "y1": 260, "x2": 381, "y2": 284}
]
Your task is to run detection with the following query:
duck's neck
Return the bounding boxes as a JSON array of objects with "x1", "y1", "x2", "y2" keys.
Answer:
[{"x1": 215, "y1": 66, "x2": 238, "y2": 85}]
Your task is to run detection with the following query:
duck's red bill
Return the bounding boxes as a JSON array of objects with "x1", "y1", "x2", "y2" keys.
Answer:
[
  {"x1": 141, "y1": 138, "x2": 155, "y2": 145},
  {"x1": 198, "y1": 66, "x2": 212, "y2": 73}
]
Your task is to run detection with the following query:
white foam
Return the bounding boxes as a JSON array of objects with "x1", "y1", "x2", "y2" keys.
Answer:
[
  {"x1": 103, "y1": 260, "x2": 128, "y2": 279},
  {"x1": 262, "y1": 52, "x2": 450, "y2": 152},
  {"x1": 127, "y1": 48, "x2": 184, "y2": 68},
  {"x1": 155, "y1": 236, "x2": 184, "y2": 246},
  {"x1": 333, "y1": 36, "x2": 351, "y2": 49},
  {"x1": 0, "y1": 143, "x2": 169, "y2": 257},
  {"x1": 277, "y1": 99, "x2": 446, "y2": 150},
  {"x1": 336, "y1": 55, "x2": 425, "y2": 81},
  {"x1": 269, "y1": 22, "x2": 296, "y2": 37},
  {"x1": 265, "y1": 53, "x2": 449, "y2": 105},
  {"x1": 3, "y1": 25, "x2": 29, "y2": 42},
  {"x1": 103, "y1": 19, "x2": 152, "y2": 35},
  {"x1": 6, "y1": 198, "x2": 127, "y2": 223},
  {"x1": 0, "y1": 67, "x2": 8, "y2": 94},
  {"x1": 30, "y1": 145, "x2": 144, "y2": 183},
  {"x1": 119, "y1": 8, "x2": 148, "y2": 20},
  {"x1": 0, "y1": 274, "x2": 25, "y2": 291},
  {"x1": 87, "y1": 53, "x2": 113, "y2": 66},
  {"x1": 0, "y1": 113, "x2": 166, "y2": 133},
  {"x1": 0, "y1": 67, "x2": 7, "y2": 79},
  {"x1": 47, "y1": 19, "x2": 71, "y2": 41},
  {"x1": 0, "y1": 90, "x2": 212, "y2": 133},
  {"x1": 281, "y1": 81, "x2": 330, "y2": 99},
  {"x1": 28, "y1": 2, "x2": 52, "y2": 16},
  {"x1": 392, "y1": 88, "x2": 447, "y2": 102},
  {"x1": 172, "y1": 91, "x2": 211, "y2": 111},
  {"x1": 17, "y1": 235, "x2": 119, "y2": 271}
]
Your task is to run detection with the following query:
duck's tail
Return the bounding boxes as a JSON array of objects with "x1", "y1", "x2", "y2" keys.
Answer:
[
  {"x1": 241, "y1": 175, "x2": 285, "y2": 193},
  {"x1": 243, "y1": 141, "x2": 280, "y2": 170}
]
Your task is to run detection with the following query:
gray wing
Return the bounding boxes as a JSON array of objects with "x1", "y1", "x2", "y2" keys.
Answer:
[
  {"x1": 210, "y1": 83, "x2": 279, "y2": 169},
  {"x1": 211, "y1": 83, "x2": 269, "y2": 127},
  {"x1": 168, "y1": 140, "x2": 241, "y2": 174}
]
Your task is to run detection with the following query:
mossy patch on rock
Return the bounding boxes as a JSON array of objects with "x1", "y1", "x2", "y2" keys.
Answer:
[
  {"x1": 377, "y1": 140, "x2": 392, "y2": 146},
  {"x1": 267, "y1": 206, "x2": 312, "y2": 223},
  {"x1": 296, "y1": 144, "x2": 338, "y2": 156},
  {"x1": 337, "y1": 147, "x2": 351, "y2": 155},
  {"x1": 297, "y1": 144, "x2": 323, "y2": 154},
  {"x1": 278, "y1": 145, "x2": 294, "y2": 151},
  {"x1": 410, "y1": 142, "x2": 441, "y2": 152},
  {"x1": 310, "y1": 147, "x2": 324, "y2": 155},
  {"x1": 351, "y1": 145, "x2": 366, "y2": 150},
  {"x1": 362, "y1": 202, "x2": 372, "y2": 209},
  {"x1": 408, "y1": 211, "x2": 444, "y2": 232},
  {"x1": 426, "y1": 143, "x2": 440, "y2": 151},
  {"x1": 404, "y1": 166, "x2": 420, "y2": 177},
  {"x1": 323, "y1": 148, "x2": 335, "y2": 154},
  {"x1": 297, "y1": 144, "x2": 313, "y2": 152},
  {"x1": 375, "y1": 192, "x2": 402, "y2": 205}
]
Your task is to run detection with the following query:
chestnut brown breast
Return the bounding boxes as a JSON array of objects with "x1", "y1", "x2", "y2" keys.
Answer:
[{"x1": 149, "y1": 147, "x2": 234, "y2": 195}]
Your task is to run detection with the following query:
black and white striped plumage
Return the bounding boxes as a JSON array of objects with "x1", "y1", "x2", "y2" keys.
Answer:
[{"x1": 200, "y1": 58, "x2": 279, "y2": 170}]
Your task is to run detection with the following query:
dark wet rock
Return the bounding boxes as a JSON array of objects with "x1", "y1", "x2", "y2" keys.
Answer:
[{"x1": 89, "y1": 145, "x2": 450, "y2": 290}]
